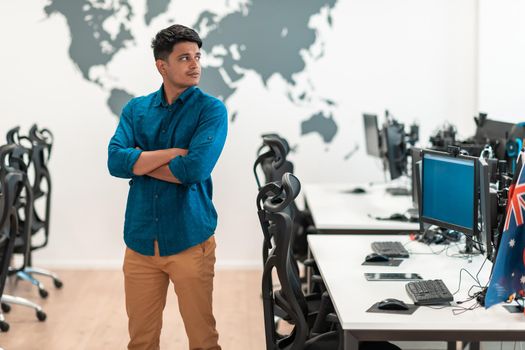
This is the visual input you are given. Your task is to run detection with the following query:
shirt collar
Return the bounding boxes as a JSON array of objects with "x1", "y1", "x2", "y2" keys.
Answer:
[{"x1": 153, "y1": 85, "x2": 197, "y2": 107}]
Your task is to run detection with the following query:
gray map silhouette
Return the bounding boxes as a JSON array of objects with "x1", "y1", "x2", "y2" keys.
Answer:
[{"x1": 44, "y1": 0, "x2": 339, "y2": 143}]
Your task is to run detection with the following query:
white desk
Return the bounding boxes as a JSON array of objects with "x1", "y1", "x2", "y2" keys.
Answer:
[
  {"x1": 308, "y1": 234, "x2": 525, "y2": 350},
  {"x1": 304, "y1": 183, "x2": 420, "y2": 234}
]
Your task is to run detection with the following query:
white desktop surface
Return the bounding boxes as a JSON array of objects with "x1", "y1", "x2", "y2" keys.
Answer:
[
  {"x1": 308, "y1": 234, "x2": 525, "y2": 349},
  {"x1": 304, "y1": 183, "x2": 420, "y2": 233}
]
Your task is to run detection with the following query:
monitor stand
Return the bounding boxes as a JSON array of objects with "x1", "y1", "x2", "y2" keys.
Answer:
[{"x1": 460, "y1": 235, "x2": 483, "y2": 255}]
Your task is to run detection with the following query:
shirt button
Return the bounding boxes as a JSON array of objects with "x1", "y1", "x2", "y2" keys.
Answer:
[
  {"x1": 154, "y1": 194, "x2": 159, "y2": 199},
  {"x1": 162, "y1": 129, "x2": 166, "y2": 133},
  {"x1": 155, "y1": 218, "x2": 159, "y2": 222}
]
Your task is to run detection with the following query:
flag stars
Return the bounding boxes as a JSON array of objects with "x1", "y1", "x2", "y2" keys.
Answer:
[{"x1": 509, "y1": 239, "x2": 516, "y2": 248}]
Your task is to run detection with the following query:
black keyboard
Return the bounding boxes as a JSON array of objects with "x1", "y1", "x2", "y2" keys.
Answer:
[
  {"x1": 371, "y1": 241, "x2": 409, "y2": 258},
  {"x1": 405, "y1": 279, "x2": 454, "y2": 305}
]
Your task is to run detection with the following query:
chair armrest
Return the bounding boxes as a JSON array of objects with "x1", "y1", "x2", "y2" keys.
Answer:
[
  {"x1": 303, "y1": 259, "x2": 316, "y2": 267},
  {"x1": 326, "y1": 312, "x2": 339, "y2": 324},
  {"x1": 305, "y1": 225, "x2": 318, "y2": 235}
]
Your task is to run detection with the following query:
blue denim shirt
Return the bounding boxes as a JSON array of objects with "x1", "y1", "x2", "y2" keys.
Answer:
[{"x1": 107, "y1": 86, "x2": 228, "y2": 256}]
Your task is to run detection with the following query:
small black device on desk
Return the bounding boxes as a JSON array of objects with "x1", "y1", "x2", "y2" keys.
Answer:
[
  {"x1": 377, "y1": 298, "x2": 409, "y2": 311},
  {"x1": 342, "y1": 187, "x2": 367, "y2": 194},
  {"x1": 365, "y1": 253, "x2": 390, "y2": 262},
  {"x1": 405, "y1": 279, "x2": 454, "y2": 305},
  {"x1": 386, "y1": 187, "x2": 410, "y2": 196},
  {"x1": 371, "y1": 241, "x2": 410, "y2": 258}
]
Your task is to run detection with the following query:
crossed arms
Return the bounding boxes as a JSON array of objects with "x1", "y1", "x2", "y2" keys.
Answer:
[
  {"x1": 132, "y1": 148, "x2": 187, "y2": 184},
  {"x1": 107, "y1": 99, "x2": 228, "y2": 185}
]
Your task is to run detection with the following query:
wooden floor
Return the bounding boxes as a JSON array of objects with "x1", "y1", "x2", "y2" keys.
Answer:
[
  {"x1": 3, "y1": 270, "x2": 518, "y2": 350},
  {"x1": 0, "y1": 269, "x2": 265, "y2": 350}
]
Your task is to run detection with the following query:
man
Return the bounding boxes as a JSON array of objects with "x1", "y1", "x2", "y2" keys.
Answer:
[{"x1": 107, "y1": 24, "x2": 226, "y2": 350}]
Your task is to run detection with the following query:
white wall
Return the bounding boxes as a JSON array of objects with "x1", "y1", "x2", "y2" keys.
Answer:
[
  {"x1": 478, "y1": 0, "x2": 525, "y2": 122},
  {"x1": 0, "y1": 0, "x2": 478, "y2": 269}
]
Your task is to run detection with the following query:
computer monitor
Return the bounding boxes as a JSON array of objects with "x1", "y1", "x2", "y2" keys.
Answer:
[
  {"x1": 383, "y1": 121, "x2": 407, "y2": 180},
  {"x1": 411, "y1": 147, "x2": 422, "y2": 209},
  {"x1": 420, "y1": 150, "x2": 479, "y2": 238},
  {"x1": 474, "y1": 116, "x2": 514, "y2": 160},
  {"x1": 363, "y1": 114, "x2": 381, "y2": 157},
  {"x1": 474, "y1": 117, "x2": 514, "y2": 143},
  {"x1": 479, "y1": 158, "x2": 500, "y2": 262}
]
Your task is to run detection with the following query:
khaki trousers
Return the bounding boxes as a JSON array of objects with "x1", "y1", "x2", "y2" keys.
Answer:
[{"x1": 123, "y1": 236, "x2": 220, "y2": 350}]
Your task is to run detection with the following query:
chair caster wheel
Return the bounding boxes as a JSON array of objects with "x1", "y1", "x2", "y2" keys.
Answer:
[
  {"x1": 39, "y1": 288, "x2": 49, "y2": 298},
  {"x1": 36, "y1": 310, "x2": 46, "y2": 322},
  {"x1": 0, "y1": 321, "x2": 9, "y2": 332},
  {"x1": 1, "y1": 303, "x2": 11, "y2": 313},
  {"x1": 53, "y1": 279, "x2": 63, "y2": 289}
]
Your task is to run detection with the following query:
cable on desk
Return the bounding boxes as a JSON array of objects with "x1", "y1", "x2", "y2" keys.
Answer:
[
  {"x1": 423, "y1": 304, "x2": 452, "y2": 310},
  {"x1": 449, "y1": 256, "x2": 491, "y2": 314},
  {"x1": 452, "y1": 298, "x2": 483, "y2": 315},
  {"x1": 407, "y1": 242, "x2": 450, "y2": 256}
]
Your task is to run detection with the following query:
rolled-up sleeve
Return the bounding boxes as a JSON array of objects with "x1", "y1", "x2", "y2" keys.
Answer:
[
  {"x1": 107, "y1": 100, "x2": 143, "y2": 179},
  {"x1": 168, "y1": 100, "x2": 228, "y2": 185}
]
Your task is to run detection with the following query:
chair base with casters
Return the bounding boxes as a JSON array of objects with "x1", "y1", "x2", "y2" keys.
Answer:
[
  {"x1": 12, "y1": 236, "x2": 64, "y2": 298},
  {"x1": 1, "y1": 294, "x2": 46, "y2": 322},
  {"x1": 14, "y1": 270, "x2": 48, "y2": 298},
  {"x1": 24, "y1": 266, "x2": 63, "y2": 288}
]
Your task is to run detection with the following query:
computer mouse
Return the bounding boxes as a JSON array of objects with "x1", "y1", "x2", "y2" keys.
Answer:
[
  {"x1": 351, "y1": 187, "x2": 366, "y2": 194},
  {"x1": 389, "y1": 213, "x2": 407, "y2": 221},
  {"x1": 342, "y1": 187, "x2": 366, "y2": 194},
  {"x1": 365, "y1": 253, "x2": 390, "y2": 262},
  {"x1": 377, "y1": 298, "x2": 409, "y2": 311}
]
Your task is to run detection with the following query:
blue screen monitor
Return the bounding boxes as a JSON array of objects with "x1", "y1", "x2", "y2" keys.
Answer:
[{"x1": 420, "y1": 150, "x2": 478, "y2": 236}]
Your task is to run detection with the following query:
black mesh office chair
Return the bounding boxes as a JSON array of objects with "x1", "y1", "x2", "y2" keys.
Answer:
[
  {"x1": 6, "y1": 126, "x2": 63, "y2": 297},
  {"x1": 254, "y1": 134, "x2": 315, "y2": 263},
  {"x1": 0, "y1": 146, "x2": 21, "y2": 332},
  {"x1": 3, "y1": 128, "x2": 49, "y2": 298},
  {"x1": 257, "y1": 177, "x2": 330, "y2": 330},
  {"x1": 0, "y1": 144, "x2": 47, "y2": 327},
  {"x1": 259, "y1": 173, "x2": 401, "y2": 350}
]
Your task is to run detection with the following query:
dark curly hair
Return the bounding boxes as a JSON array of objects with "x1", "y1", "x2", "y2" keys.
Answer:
[{"x1": 151, "y1": 24, "x2": 202, "y2": 61}]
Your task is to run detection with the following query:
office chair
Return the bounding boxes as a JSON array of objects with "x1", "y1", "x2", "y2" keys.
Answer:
[
  {"x1": 259, "y1": 173, "x2": 401, "y2": 350},
  {"x1": 254, "y1": 134, "x2": 324, "y2": 299},
  {"x1": 0, "y1": 148, "x2": 19, "y2": 332},
  {"x1": 3, "y1": 128, "x2": 49, "y2": 298},
  {"x1": 257, "y1": 180, "x2": 320, "y2": 327},
  {"x1": 0, "y1": 144, "x2": 47, "y2": 326},
  {"x1": 254, "y1": 134, "x2": 315, "y2": 263},
  {"x1": 6, "y1": 126, "x2": 63, "y2": 296}
]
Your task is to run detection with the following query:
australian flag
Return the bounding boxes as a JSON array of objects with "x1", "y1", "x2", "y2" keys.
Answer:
[{"x1": 485, "y1": 150, "x2": 525, "y2": 310}]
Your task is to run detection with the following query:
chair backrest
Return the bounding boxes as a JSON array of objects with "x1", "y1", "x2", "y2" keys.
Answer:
[
  {"x1": 254, "y1": 134, "x2": 292, "y2": 189},
  {"x1": 0, "y1": 145, "x2": 25, "y2": 225},
  {"x1": 259, "y1": 173, "x2": 312, "y2": 350},
  {"x1": 16, "y1": 125, "x2": 53, "y2": 249},
  {"x1": 0, "y1": 142, "x2": 34, "y2": 268},
  {"x1": 28, "y1": 124, "x2": 53, "y2": 198},
  {"x1": 254, "y1": 135, "x2": 311, "y2": 262},
  {"x1": 28, "y1": 124, "x2": 53, "y2": 163},
  {"x1": 0, "y1": 145, "x2": 24, "y2": 295}
]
